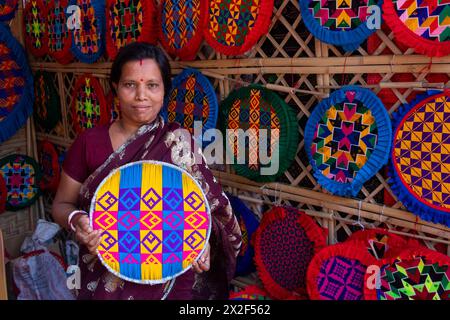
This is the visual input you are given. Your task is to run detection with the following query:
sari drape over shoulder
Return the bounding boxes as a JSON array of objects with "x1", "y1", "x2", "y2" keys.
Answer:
[{"x1": 75, "y1": 117, "x2": 241, "y2": 300}]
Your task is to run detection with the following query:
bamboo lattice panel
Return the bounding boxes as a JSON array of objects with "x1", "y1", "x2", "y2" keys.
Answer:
[{"x1": 19, "y1": 0, "x2": 450, "y2": 255}]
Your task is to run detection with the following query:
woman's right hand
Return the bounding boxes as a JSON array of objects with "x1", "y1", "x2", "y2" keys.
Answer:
[{"x1": 73, "y1": 215, "x2": 102, "y2": 255}]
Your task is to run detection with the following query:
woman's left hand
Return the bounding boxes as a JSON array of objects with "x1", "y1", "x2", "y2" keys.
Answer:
[{"x1": 192, "y1": 242, "x2": 210, "y2": 273}]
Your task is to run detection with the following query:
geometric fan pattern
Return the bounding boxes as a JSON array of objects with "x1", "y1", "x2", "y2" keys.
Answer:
[
  {"x1": 23, "y1": 0, "x2": 47, "y2": 56},
  {"x1": 91, "y1": 162, "x2": 210, "y2": 283},
  {"x1": 73, "y1": 76, "x2": 105, "y2": 131},
  {"x1": 162, "y1": 0, "x2": 201, "y2": 50},
  {"x1": 392, "y1": 94, "x2": 450, "y2": 210},
  {"x1": 394, "y1": 0, "x2": 450, "y2": 42},
  {"x1": 73, "y1": 0, "x2": 102, "y2": 56},
  {"x1": 47, "y1": 0, "x2": 72, "y2": 63},
  {"x1": 227, "y1": 89, "x2": 281, "y2": 171},
  {"x1": 311, "y1": 97, "x2": 378, "y2": 184},
  {"x1": 0, "y1": 155, "x2": 40, "y2": 209},
  {"x1": 378, "y1": 256, "x2": 450, "y2": 300},
  {"x1": 208, "y1": 0, "x2": 260, "y2": 46},
  {"x1": 166, "y1": 74, "x2": 210, "y2": 134},
  {"x1": 308, "y1": 0, "x2": 377, "y2": 31},
  {"x1": 317, "y1": 256, "x2": 367, "y2": 300},
  {"x1": 0, "y1": 43, "x2": 25, "y2": 122},
  {"x1": 108, "y1": 0, "x2": 145, "y2": 51}
]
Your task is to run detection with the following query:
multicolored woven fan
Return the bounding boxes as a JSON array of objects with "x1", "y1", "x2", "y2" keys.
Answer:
[
  {"x1": 383, "y1": 0, "x2": 450, "y2": 57},
  {"x1": 71, "y1": 74, "x2": 108, "y2": 134},
  {"x1": 204, "y1": 0, "x2": 274, "y2": 55},
  {"x1": 106, "y1": 90, "x2": 120, "y2": 123},
  {"x1": 226, "y1": 193, "x2": 259, "y2": 277},
  {"x1": 305, "y1": 85, "x2": 392, "y2": 197},
  {"x1": 0, "y1": 154, "x2": 42, "y2": 211},
  {"x1": 47, "y1": 0, "x2": 74, "y2": 64},
  {"x1": 0, "y1": 0, "x2": 18, "y2": 21},
  {"x1": 90, "y1": 161, "x2": 211, "y2": 284},
  {"x1": 0, "y1": 23, "x2": 34, "y2": 144},
  {"x1": 307, "y1": 242, "x2": 377, "y2": 300},
  {"x1": 0, "y1": 174, "x2": 6, "y2": 214},
  {"x1": 105, "y1": 0, "x2": 157, "y2": 60},
  {"x1": 220, "y1": 85, "x2": 299, "y2": 182},
  {"x1": 345, "y1": 228, "x2": 408, "y2": 260},
  {"x1": 33, "y1": 70, "x2": 61, "y2": 131},
  {"x1": 68, "y1": 0, "x2": 105, "y2": 63},
  {"x1": 163, "y1": 68, "x2": 218, "y2": 145},
  {"x1": 23, "y1": 0, "x2": 48, "y2": 57},
  {"x1": 229, "y1": 285, "x2": 271, "y2": 300},
  {"x1": 364, "y1": 247, "x2": 450, "y2": 300},
  {"x1": 389, "y1": 90, "x2": 450, "y2": 227},
  {"x1": 299, "y1": 0, "x2": 381, "y2": 51},
  {"x1": 254, "y1": 206, "x2": 327, "y2": 299},
  {"x1": 159, "y1": 0, "x2": 207, "y2": 60},
  {"x1": 38, "y1": 140, "x2": 60, "y2": 193}
]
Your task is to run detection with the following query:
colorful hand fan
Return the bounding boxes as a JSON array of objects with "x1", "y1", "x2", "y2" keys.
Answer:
[
  {"x1": 162, "y1": 68, "x2": 218, "y2": 146},
  {"x1": 47, "y1": 0, "x2": 74, "y2": 64},
  {"x1": 364, "y1": 247, "x2": 450, "y2": 300},
  {"x1": 23, "y1": 0, "x2": 48, "y2": 57},
  {"x1": 204, "y1": 0, "x2": 274, "y2": 55},
  {"x1": 306, "y1": 242, "x2": 377, "y2": 300},
  {"x1": 254, "y1": 206, "x2": 327, "y2": 299},
  {"x1": 299, "y1": 0, "x2": 381, "y2": 51},
  {"x1": 345, "y1": 228, "x2": 407, "y2": 260},
  {"x1": 90, "y1": 160, "x2": 211, "y2": 284},
  {"x1": 383, "y1": 0, "x2": 450, "y2": 57},
  {"x1": 0, "y1": 23, "x2": 34, "y2": 144},
  {"x1": 0, "y1": 174, "x2": 6, "y2": 214},
  {"x1": 220, "y1": 85, "x2": 299, "y2": 182},
  {"x1": 105, "y1": 0, "x2": 158, "y2": 60},
  {"x1": 159, "y1": 0, "x2": 207, "y2": 60},
  {"x1": 226, "y1": 193, "x2": 259, "y2": 277},
  {"x1": 67, "y1": 0, "x2": 105, "y2": 63},
  {"x1": 0, "y1": 154, "x2": 42, "y2": 211},
  {"x1": 106, "y1": 90, "x2": 120, "y2": 123},
  {"x1": 71, "y1": 74, "x2": 109, "y2": 134},
  {"x1": 0, "y1": 0, "x2": 18, "y2": 21},
  {"x1": 33, "y1": 70, "x2": 61, "y2": 131},
  {"x1": 305, "y1": 85, "x2": 392, "y2": 197},
  {"x1": 38, "y1": 140, "x2": 61, "y2": 193},
  {"x1": 229, "y1": 285, "x2": 271, "y2": 300},
  {"x1": 389, "y1": 90, "x2": 450, "y2": 227}
]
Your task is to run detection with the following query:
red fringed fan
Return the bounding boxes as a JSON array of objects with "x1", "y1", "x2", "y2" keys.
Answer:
[
  {"x1": 158, "y1": 0, "x2": 207, "y2": 60},
  {"x1": 23, "y1": 0, "x2": 48, "y2": 57},
  {"x1": 71, "y1": 74, "x2": 109, "y2": 134},
  {"x1": 254, "y1": 206, "x2": 327, "y2": 299},
  {"x1": 204, "y1": 0, "x2": 274, "y2": 56},
  {"x1": 307, "y1": 242, "x2": 377, "y2": 300},
  {"x1": 105, "y1": 0, "x2": 158, "y2": 60},
  {"x1": 364, "y1": 247, "x2": 450, "y2": 300}
]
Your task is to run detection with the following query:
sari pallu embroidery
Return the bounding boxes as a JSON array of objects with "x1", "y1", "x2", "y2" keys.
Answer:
[{"x1": 77, "y1": 117, "x2": 241, "y2": 299}]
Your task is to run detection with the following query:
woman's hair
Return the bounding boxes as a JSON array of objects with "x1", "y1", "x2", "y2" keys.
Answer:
[{"x1": 110, "y1": 42, "x2": 172, "y2": 97}]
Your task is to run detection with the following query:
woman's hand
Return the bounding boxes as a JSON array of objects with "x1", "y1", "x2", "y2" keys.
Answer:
[
  {"x1": 192, "y1": 242, "x2": 210, "y2": 273},
  {"x1": 73, "y1": 215, "x2": 102, "y2": 255}
]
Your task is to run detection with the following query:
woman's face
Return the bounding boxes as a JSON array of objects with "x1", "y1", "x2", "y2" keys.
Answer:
[{"x1": 113, "y1": 58, "x2": 165, "y2": 126}]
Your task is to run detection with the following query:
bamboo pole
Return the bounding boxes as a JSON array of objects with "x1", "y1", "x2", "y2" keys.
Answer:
[
  {"x1": 213, "y1": 170, "x2": 450, "y2": 232},
  {"x1": 214, "y1": 171, "x2": 450, "y2": 238},
  {"x1": 30, "y1": 54, "x2": 450, "y2": 74}
]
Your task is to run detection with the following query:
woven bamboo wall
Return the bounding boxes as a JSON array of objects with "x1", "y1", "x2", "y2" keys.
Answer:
[{"x1": 8, "y1": 0, "x2": 450, "y2": 264}]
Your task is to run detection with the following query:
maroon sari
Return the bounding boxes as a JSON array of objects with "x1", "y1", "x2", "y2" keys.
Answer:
[{"x1": 74, "y1": 117, "x2": 242, "y2": 300}]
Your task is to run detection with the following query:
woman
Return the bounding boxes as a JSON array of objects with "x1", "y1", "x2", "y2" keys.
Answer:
[{"x1": 52, "y1": 42, "x2": 242, "y2": 300}]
